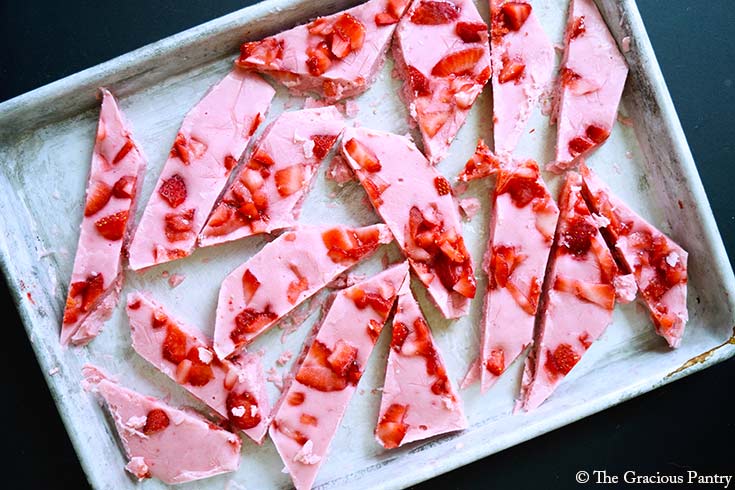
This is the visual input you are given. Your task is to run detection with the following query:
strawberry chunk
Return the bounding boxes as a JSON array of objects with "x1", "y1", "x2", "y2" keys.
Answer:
[
  {"x1": 362, "y1": 177, "x2": 389, "y2": 207},
  {"x1": 333, "y1": 13, "x2": 366, "y2": 52},
  {"x1": 95, "y1": 210, "x2": 128, "y2": 241},
  {"x1": 388, "y1": 0, "x2": 409, "y2": 17},
  {"x1": 162, "y1": 324, "x2": 188, "y2": 364},
  {"x1": 568, "y1": 136, "x2": 595, "y2": 157},
  {"x1": 164, "y1": 208, "x2": 195, "y2": 242},
  {"x1": 288, "y1": 392, "x2": 306, "y2": 406},
  {"x1": 238, "y1": 38, "x2": 284, "y2": 65},
  {"x1": 366, "y1": 318, "x2": 383, "y2": 343},
  {"x1": 485, "y1": 348, "x2": 505, "y2": 376},
  {"x1": 545, "y1": 343, "x2": 580, "y2": 376},
  {"x1": 344, "y1": 138, "x2": 381, "y2": 172},
  {"x1": 501, "y1": 2, "x2": 532, "y2": 31},
  {"x1": 326, "y1": 340, "x2": 359, "y2": 377},
  {"x1": 112, "y1": 176, "x2": 136, "y2": 199},
  {"x1": 407, "y1": 66, "x2": 431, "y2": 96},
  {"x1": 346, "y1": 287, "x2": 394, "y2": 316},
  {"x1": 158, "y1": 174, "x2": 187, "y2": 208},
  {"x1": 84, "y1": 181, "x2": 112, "y2": 217},
  {"x1": 311, "y1": 134, "x2": 339, "y2": 160},
  {"x1": 274, "y1": 164, "x2": 306, "y2": 197},
  {"x1": 559, "y1": 67, "x2": 582, "y2": 87},
  {"x1": 561, "y1": 215, "x2": 597, "y2": 258},
  {"x1": 170, "y1": 133, "x2": 191, "y2": 164},
  {"x1": 489, "y1": 245, "x2": 526, "y2": 289},
  {"x1": 498, "y1": 58, "x2": 526, "y2": 84},
  {"x1": 431, "y1": 47, "x2": 485, "y2": 77},
  {"x1": 185, "y1": 347, "x2": 215, "y2": 386},
  {"x1": 456, "y1": 21, "x2": 487, "y2": 43},
  {"x1": 226, "y1": 391, "x2": 262, "y2": 430},
  {"x1": 286, "y1": 265, "x2": 309, "y2": 304},
  {"x1": 391, "y1": 321, "x2": 410, "y2": 352},
  {"x1": 151, "y1": 310, "x2": 168, "y2": 329},
  {"x1": 418, "y1": 108, "x2": 451, "y2": 138},
  {"x1": 375, "y1": 12, "x2": 399, "y2": 25},
  {"x1": 64, "y1": 272, "x2": 105, "y2": 324},
  {"x1": 306, "y1": 42, "x2": 332, "y2": 76},
  {"x1": 376, "y1": 403, "x2": 409, "y2": 449},
  {"x1": 585, "y1": 124, "x2": 610, "y2": 144},
  {"x1": 322, "y1": 226, "x2": 381, "y2": 264},
  {"x1": 434, "y1": 176, "x2": 452, "y2": 196},
  {"x1": 296, "y1": 340, "x2": 348, "y2": 392},
  {"x1": 241, "y1": 269, "x2": 261, "y2": 304},
  {"x1": 410, "y1": 1, "x2": 460, "y2": 25},
  {"x1": 570, "y1": 16, "x2": 586, "y2": 40},
  {"x1": 498, "y1": 170, "x2": 546, "y2": 208},
  {"x1": 112, "y1": 138, "x2": 135, "y2": 165},
  {"x1": 251, "y1": 148, "x2": 274, "y2": 167},
  {"x1": 142, "y1": 409, "x2": 170, "y2": 435},
  {"x1": 231, "y1": 308, "x2": 277, "y2": 345},
  {"x1": 224, "y1": 155, "x2": 238, "y2": 172},
  {"x1": 308, "y1": 17, "x2": 333, "y2": 36},
  {"x1": 553, "y1": 276, "x2": 615, "y2": 310}
]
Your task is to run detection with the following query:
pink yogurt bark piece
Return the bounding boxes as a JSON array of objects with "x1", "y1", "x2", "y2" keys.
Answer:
[
  {"x1": 580, "y1": 164, "x2": 688, "y2": 347},
  {"x1": 549, "y1": 0, "x2": 628, "y2": 172},
  {"x1": 126, "y1": 291, "x2": 270, "y2": 443},
  {"x1": 215, "y1": 223, "x2": 393, "y2": 358},
  {"x1": 81, "y1": 365, "x2": 241, "y2": 484},
  {"x1": 61, "y1": 88, "x2": 146, "y2": 346},
  {"x1": 393, "y1": 0, "x2": 491, "y2": 164},
  {"x1": 520, "y1": 172, "x2": 618, "y2": 410},
  {"x1": 236, "y1": 0, "x2": 410, "y2": 102},
  {"x1": 128, "y1": 70, "x2": 275, "y2": 270},
  {"x1": 459, "y1": 141, "x2": 558, "y2": 392},
  {"x1": 376, "y1": 280, "x2": 467, "y2": 448},
  {"x1": 340, "y1": 126, "x2": 476, "y2": 319},
  {"x1": 490, "y1": 0, "x2": 554, "y2": 156},
  {"x1": 270, "y1": 262, "x2": 409, "y2": 490},
  {"x1": 199, "y1": 106, "x2": 345, "y2": 248}
]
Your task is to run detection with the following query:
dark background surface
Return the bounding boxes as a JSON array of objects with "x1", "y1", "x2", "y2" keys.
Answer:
[{"x1": 1, "y1": 1, "x2": 733, "y2": 488}]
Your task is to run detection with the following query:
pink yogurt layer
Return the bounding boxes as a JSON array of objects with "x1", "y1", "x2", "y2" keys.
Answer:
[
  {"x1": 376, "y1": 279, "x2": 467, "y2": 448},
  {"x1": 580, "y1": 164, "x2": 688, "y2": 347},
  {"x1": 236, "y1": 0, "x2": 410, "y2": 102},
  {"x1": 340, "y1": 126, "x2": 476, "y2": 319},
  {"x1": 199, "y1": 106, "x2": 345, "y2": 248},
  {"x1": 490, "y1": 0, "x2": 554, "y2": 156},
  {"x1": 520, "y1": 172, "x2": 617, "y2": 411},
  {"x1": 270, "y1": 262, "x2": 409, "y2": 490},
  {"x1": 128, "y1": 70, "x2": 275, "y2": 270},
  {"x1": 549, "y1": 0, "x2": 628, "y2": 172},
  {"x1": 460, "y1": 143, "x2": 559, "y2": 392},
  {"x1": 393, "y1": 0, "x2": 491, "y2": 164},
  {"x1": 81, "y1": 365, "x2": 241, "y2": 485},
  {"x1": 61, "y1": 88, "x2": 146, "y2": 346},
  {"x1": 214, "y1": 223, "x2": 393, "y2": 358},
  {"x1": 126, "y1": 291, "x2": 270, "y2": 443}
]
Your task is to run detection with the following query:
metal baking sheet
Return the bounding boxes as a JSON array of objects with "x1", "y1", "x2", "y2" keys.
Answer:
[{"x1": 0, "y1": 0, "x2": 733, "y2": 489}]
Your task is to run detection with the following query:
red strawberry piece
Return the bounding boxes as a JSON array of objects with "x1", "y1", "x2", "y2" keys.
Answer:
[
  {"x1": 389, "y1": 0, "x2": 409, "y2": 17},
  {"x1": 308, "y1": 17, "x2": 333, "y2": 36},
  {"x1": 296, "y1": 340, "x2": 348, "y2": 392},
  {"x1": 231, "y1": 307, "x2": 277, "y2": 344},
  {"x1": 585, "y1": 125, "x2": 610, "y2": 144},
  {"x1": 323, "y1": 79, "x2": 339, "y2": 98},
  {"x1": 366, "y1": 318, "x2": 383, "y2": 343},
  {"x1": 322, "y1": 226, "x2": 381, "y2": 264},
  {"x1": 452, "y1": 272, "x2": 477, "y2": 298},
  {"x1": 274, "y1": 164, "x2": 306, "y2": 197},
  {"x1": 162, "y1": 325, "x2": 187, "y2": 364},
  {"x1": 158, "y1": 174, "x2": 187, "y2": 208},
  {"x1": 375, "y1": 12, "x2": 399, "y2": 26},
  {"x1": 326, "y1": 339, "x2": 358, "y2": 377},
  {"x1": 164, "y1": 208, "x2": 195, "y2": 242},
  {"x1": 183, "y1": 347, "x2": 215, "y2": 386},
  {"x1": 418, "y1": 108, "x2": 451, "y2": 138},
  {"x1": 287, "y1": 391, "x2": 306, "y2": 406},
  {"x1": 300, "y1": 414, "x2": 318, "y2": 426},
  {"x1": 242, "y1": 269, "x2": 261, "y2": 304},
  {"x1": 568, "y1": 136, "x2": 595, "y2": 157},
  {"x1": 79, "y1": 273, "x2": 104, "y2": 311},
  {"x1": 330, "y1": 30, "x2": 352, "y2": 59},
  {"x1": 311, "y1": 134, "x2": 339, "y2": 160},
  {"x1": 489, "y1": 245, "x2": 520, "y2": 289},
  {"x1": 546, "y1": 343, "x2": 580, "y2": 376},
  {"x1": 170, "y1": 133, "x2": 190, "y2": 164},
  {"x1": 578, "y1": 331, "x2": 592, "y2": 349},
  {"x1": 346, "y1": 287, "x2": 394, "y2": 316},
  {"x1": 410, "y1": 1, "x2": 460, "y2": 25},
  {"x1": 286, "y1": 265, "x2": 309, "y2": 304},
  {"x1": 84, "y1": 181, "x2": 112, "y2": 217},
  {"x1": 406, "y1": 65, "x2": 431, "y2": 96},
  {"x1": 570, "y1": 16, "x2": 586, "y2": 40},
  {"x1": 238, "y1": 38, "x2": 284, "y2": 65},
  {"x1": 499, "y1": 171, "x2": 546, "y2": 208},
  {"x1": 362, "y1": 177, "x2": 389, "y2": 207},
  {"x1": 151, "y1": 310, "x2": 168, "y2": 328},
  {"x1": 142, "y1": 409, "x2": 170, "y2": 435},
  {"x1": 561, "y1": 215, "x2": 597, "y2": 258},
  {"x1": 456, "y1": 21, "x2": 487, "y2": 43},
  {"x1": 391, "y1": 321, "x2": 410, "y2": 352},
  {"x1": 251, "y1": 148, "x2": 274, "y2": 167},
  {"x1": 306, "y1": 42, "x2": 333, "y2": 76},
  {"x1": 344, "y1": 138, "x2": 381, "y2": 172},
  {"x1": 376, "y1": 403, "x2": 408, "y2": 449},
  {"x1": 485, "y1": 348, "x2": 505, "y2": 376},
  {"x1": 554, "y1": 276, "x2": 615, "y2": 309},
  {"x1": 431, "y1": 47, "x2": 485, "y2": 77},
  {"x1": 334, "y1": 13, "x2": 366, "y2": 51},
  {"x1": 112, "y1": 176, "x2": 136, "y2": 199},
  {"x1": 501, "y1": 2, "x2": 532, "y2": 31},
  {"x1": 66, "y1": 273, "x2": 104, "y2": 319},
  {"x1": 224, "y1": 155, "x2": 238, "y2": 172},
  {"x1": 272, "y1": 420, "x2": 309, "y2": 445},
  {"x1": 434, "y1": 176, "x2": 452, "y2": 196},
  {"x1": 112, "y1": 138, "x2": 135, "y2": 165},
  {"x1": 226, "y1": 391, "x2": 262, "y2": 430},
  {"x1": 476, "y1": 65, "x2": 492, "y2": 84},
  {"x1": 95, "y1": 210, "x2": 128, "y2": 241},
  {"x1": 498, "y1": 58, "x2": 526, "y2": 84},
  {"x1": 559, "y1": 67, "x2": 581, "y2": 87},
  {"x1": 249, "y1": 112, "x2": 265, "y2": 137},
  {"x1": 128, "y1": 298, "x2": 141, "y2": 310}
]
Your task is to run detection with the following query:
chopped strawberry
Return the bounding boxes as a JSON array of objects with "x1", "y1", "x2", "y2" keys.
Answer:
[
  {"x1": 323, "y1": 79, "x2": 340, "y2": 98},
  {"x1": 250, "y1": 148, "x2": 274, "y2": 168},
  {"x1": 330, "y1": 30, "x2": 352, "y2": 59},
  {"x1": 311, "y1": 134, "x2": 339, "y2": 160},
  {"x1": 327, "y1": 340, "x2": 358, "y2": 377},
  {"x1": 238, "y1": 38, "x2": 284, "y2": 65},
  {"x1": 249, "y1": 112, "x2": 265, "y2": 137},
  {"x1": 242, "y1": 269, "x2": 261, "y2": 304},
  {"x1": 162, "y1": 325, "x2": 187, "y2": 364},
  {"x1": 274, "y1": 164, "x2": 305, "y2": 197},
  {"x1": 553, "y1": 276, "x2": 615, "y2": 310},
  {"x1": 231, "y1": 307, "x2": 277, "y2": 344},
  {"x1": 498, "y1": 58, "x2": 526, "y2": 84},
  {"x1": 344, "y1": 138, "x2": 381, "y2": 172},
  {"x1": 226, "y1": 391, "x2": 262, "y2": 430},
  {"x1": 287, "y1": 391, "x2": 306, "y2": 406},
  {"x1": 151, "y1": 310, "x2": 168, "y2": 329},
  {"x1": 418, "y1": 108, "x2": 451, "y2": 137},
  {"x1": 568, "y1": 136, "x2": 594, "y2": 157},
  {"x1": 158, "y1": 174, "x2": 187, "y2": 208},
  {"x1": 476, "y1": 65, "x2": 492, "y2": 84},
  {"x1": 333, "y1": 13, "x2": 366, "y2": 52},
  {"x1": 561, "y1": 215, "x2": 597, "y2": 258},
  {"x1": 112, "y1": 176, "x2": 135, "y2": 199},
  {"x1": 95, "y1": 211, "x2": 128, "y2": 241},
  {"x1": 286, "y1": 265, "x2": 309, "y2": 304},
  {"x1": 128, "y1": 298, "x2": 141, "y2": 310},
  {"x1": 306, "y1": 42, "x2": 332, "y2": 76},
  {"x1": 322, "y1": 226, "x2": 381, "y2": 264},
  {"x1": 498, "y1": 169, "x2": 546, "y2": 208},
  {"x1": 485, "y1": 348, "x2": 505, "y2": 376},
  {"x1": 431, "y1": 47, "x2": 485, "y2": 77},
  {"x1": 224, "y1": 155, "x2": 238, "y2": 172},
  {"x1": 545, "y1": 343, "x2": 580, "y2": 376},
  {"x1": 376, "y1": 403, "x2": 408, "y2": 449},
  {"x1": 170, "y1": 133, "x2": 190, "y2": 164},
  {"x1": 388, "y1": 0, "x2": 409, "y2": 17},
  {"x1": 406, "y1": 65, "x2": 431, "y2": 96},
  {"x1": 362, "y1": 177, "x2": 389, "y2": 207},
  {"x1": 164, "y1": 208, "x2": 195, "y2": 242},
  {"x1": 391, "y1": 321, "x2": 410, "y2": 352},
  {"x1": 559, "y1": 67, "x2": 581, "y2": 87},
  {"x1": 456, "y1": 21, "x2": 487, "y2": 43},
  {"x1": 299, "y1": 414, "x2": 317, "y2": 426},
  {"x1": 585, "y1": 125, "x2": 610, "y2": 144},
  {"x1": 185, "y1": 347, "x2": 215, "y2": 386},
  {"x1": 346, "y1": 286, "x2": 394, "y2": 316},
  {"x1": 578, "y1": 331, "x2": 592, "y2": 349},
  {"x1": 434, "y1": 176, "x2": 452, "y2": 196},
  {"x1": 489, "y1": 245, "x2": 525, "y2": 289},
  {"x1": 84, "y1": 181, "x2": 112, "y2": 217},
  {"x1": 459, "y1": 140, "x2": 501, "y2": 181},
  {"x1": 570, "y1": 16, "x2": 586, "y2": 40},
  {"x1": 410, "y1": 1, "x2": 460, "y2": 25},
  {"x1": 501, "y1": 2, "x2": 532, "y2": 31},
  {"x1": 65, "y1": 273, "x2": 105, "y2": 322},
  {"x1": 112, "y1": 138, "x2": 135, "y2": 165},
  {"x1": 375, "y1": 12, "x2": 399, "y2": 25},
  {"x1": 366, "y1": 318, "x2": 383, "y2": 343},
  {"x1": 296, "y1": 340, "x2": 348, "y2": 392},
  {"x1": 308, "y1": 17, "x2": 333, "y2": 36},
  {"x1": 142, "y1": 409, "x2": 170, "y2": 435}
]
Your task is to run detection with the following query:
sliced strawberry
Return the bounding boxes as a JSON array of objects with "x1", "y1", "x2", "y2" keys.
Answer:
[
  {"x1": 151, "y1": 310, "x2": 168, "y2": 329},
  {"x1": 287, "y1": 391, "x2": 306, "y2": 406},
  {"x1": 375, "y1": 12, "x2": 399, "y2": 26},
  {"x1": 226, "y1": 391, "x2": 262, "y2": 430},
  {"x1": 344, "y1": 138, "x2": 381, "y2": 172},
  {"x1": 346, "y1": 287, "x2": 394, "y2": 316},
  {"x1": 224, "y1": 155, "x2": 238, "y2": 172},
  {"x1": 434, "y1": 176, "x2": 452, "y2": 196},
  {"x1": 231, "y1": 308, "x2": 277, "y2": 344},
  {"x1": 391, "y1": 321, "x2": 410, "y2": 352},
  {"x1": 459, "y1": 140, "x2": 501, "y2": 181},
  {"x1": 66, "y1": 273, "x2": 105, "y2": 319},
  {"x1": 376, "y1": 403, "x2": 408, "y2": 449},
  {"x1": 185, "y1": 347, "x2": 215, "y2": 386},
  {"x1": 112, "y1": 138, "x2": 135, "y2": 165},
  {"x1": 162, "y1": 324, "x2": 187, "y2": 364},
  {"x1": 570, "y1": 16, "x2": 586, "y2": 40},
  {"x1": 311, "y1": 134, "x2": 339, "y2": 160},
  {"x1": 95, "y1": 211, "x2": 128, "y2": 241},
  {"x1": 127, "y1": 298, "x2": 141, "y2": 310},
  {"x1": 362, "y1": 176, "x2": 389, "y2": 207},
  {"x1": 406, "y1": 65, "x2": 431, "y2": 96},
  {"x1": 585, "y1": 125, "x2": 610, "y2": 144},
  {"x1": 112, "y1": 176, "x2": 135, "y2": 199},
  {"x1": 501, "y1": 2, "x2": 532, "y2": 31},
  {"x1": 286, "y1": 265, "x2": 309, "y2": 304},
  {"x1": 456, "y1": 21, "x2": 487, "y2": 43},
  {"x1": 84, "y1": 181, "x2": 112, "y2": 217},
  {"x1": 274, "y1": 164, "x2": 305, "y2": 197},
  {"x1": 242, "y1": 269, "x2": 261, "y2": 304},
  {"x1": 561, "y1": 215, "x2": 597, "y2": 258},
  {"x1": 499, "y1": 169, "x2": 546, "y2": 208},
  {"x1": 410, "y1": 1, "x2": 460, "y2": 25},
  {"x1": 308, "y1": 17, "x2": 333, "y2": 36},
  {"x1": 142, "y1": 409, "x2": 170, "y2": 435},
  {"x1": 306, "y1": 42, "x2": 332, "y2": 76},
  {"x1": 545, "y1": 343, "x2": 580, "y2": 376},
  {"x1": 485, "y1": 348, "x2": 505, "y2": 376},
  {"x1": 296, "y1": 340, "x2": 348, "y2": 392},
  {"x1": 578, "y1": 331, "x2": 592, "y2": 349},
  {"x1": 80, "y1": 273, "x2": 104, "y2": 311},
  {"x1": 158, "y1": 174, "x2": 187, "y2": 208},
  {"x1": 323, "y1": 79, "x2": 339, "y2": 98},
  {"x1": 568, "y1": 136, "x2": 594, "y2": 157},
  {"x1": 366, "y1": 318, "x2": 383, "y2": 343},
  {"x1": 489, "y1": 245, "x2": 526, "y2": 289},
  {"x1": 388, "y1": 0, "x2": 409, "y2": 17},
  {"x1": 327, "y1": 339, "x2": 358, "y2": 377},
  {"x1": 164, "y1": 208, "x2": 195, "y2": 242},
  {"x1": 238, "y1": 38, "x2": 284, "y2": 65},
  {"x1": 322, "y1": 226, "x2": 381, "y2": 264},
  {"x1": 249, "y1": 112, "x2": 265, "y2": 137},
  {"x1": 170, "y1": 133, "x2": 190, "y2": 164},
  {"x1": 559, "y1": 67, "x2": 582, "y2": 87},
  {"x1": 418, "y1": 108, "x2": 451, "y2": 138},
  {"x1": 431, "y1": 47, "x2": 485, "y2": 77},
  {"x1": 334, "y1": 13, "x2": 366, "y2": 52},
  {"x1": 330, "y1": 30, "x2": 352, "y2": 59},
  {"x1": 250, "y1": 148, "x2": 274, "y2": 167},
  {"x1": 498, "y1": 58, "x2": 526, "y2": 84}
]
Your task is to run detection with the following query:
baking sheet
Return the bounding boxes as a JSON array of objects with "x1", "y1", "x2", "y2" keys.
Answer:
[{"x1": 0, "y1": 0, "x2": 734, "y2": 489}]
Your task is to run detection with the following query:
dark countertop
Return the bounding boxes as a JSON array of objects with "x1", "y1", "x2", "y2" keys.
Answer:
[{"x1": 1, "y1": 1, "x2": 733, "y2": 488}]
